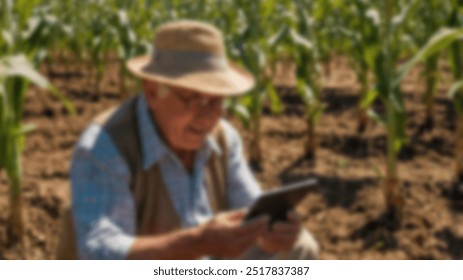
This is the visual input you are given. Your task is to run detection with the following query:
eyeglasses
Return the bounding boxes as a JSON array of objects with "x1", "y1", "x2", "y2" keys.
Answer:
[{"x1": 175, "y1": 91, "x2": 223, "y2": 110}]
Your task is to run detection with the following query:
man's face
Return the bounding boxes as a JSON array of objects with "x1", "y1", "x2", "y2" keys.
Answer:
[{"x1": 144, "y1": 81, "x2": 224, "y2": 151}]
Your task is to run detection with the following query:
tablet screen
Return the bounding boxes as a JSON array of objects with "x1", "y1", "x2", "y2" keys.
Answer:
[{"x1": 244, "y1": 178, "x2": 318, "y2": 223}]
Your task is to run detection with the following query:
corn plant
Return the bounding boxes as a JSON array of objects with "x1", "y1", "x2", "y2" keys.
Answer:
[
  {"x1": 44, "y1": 0, "x2": 84, "y2": 75},
  {"x1": 367, "y1": 0, "x2": 435, "y2": 213},
  {"x1": 0, "y1": 0, "x2": 74, "y2": 238},
  {"x1": 408, "y1": 1, "x2": 452, "y2": 130},
  {"x1": 310, "y1": 0, "x2": 344, "y2": 83},
  {"x1": 225, "y1": 0, "x2": 282, "y2": 170},
  {"x1": 365, "y1": 0, "x2": 416, "y2": 213},
  {"x1": 374, "y1": 1, "x2": 463, "y2": 213},
  {"x1": 86, "y1": 6, "x2": 116, "y2": 94},
  {"x1": 395, "y1": 27, "x2": 463, "y2": 197},
  {"x1": 293, "y1": 0, "x2": 324, "y2": 159},
  {"x1": 0, "y1": 56, "x2": 58, "y2": 238},
  {"x1": 108, "y1": 7, "x2": 151, "y2": 97},
  {"x1": 263, "y1": 0, "x2": 322, "y2": 160},
  {"x1": 336, "y1": 1, "x2": 382, "y2": 134}
]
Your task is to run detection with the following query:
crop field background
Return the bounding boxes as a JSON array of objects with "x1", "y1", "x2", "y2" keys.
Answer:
[{"x1": 1, "y1": 0, "x2": 463, "y2": 259}]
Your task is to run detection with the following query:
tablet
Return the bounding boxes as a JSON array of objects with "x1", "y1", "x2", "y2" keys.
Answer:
[{"x1": 243, "y1": 178, "x2": 318, "y2": 224}]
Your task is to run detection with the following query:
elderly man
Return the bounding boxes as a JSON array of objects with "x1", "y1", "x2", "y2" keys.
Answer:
[{"x1": 60, "y1": 20, "x2": 319, "y2": 260}]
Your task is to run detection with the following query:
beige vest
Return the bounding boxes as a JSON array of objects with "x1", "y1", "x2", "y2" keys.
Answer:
[{"x1": 57, "y1": 96, "x2": 229, "y2": 259}]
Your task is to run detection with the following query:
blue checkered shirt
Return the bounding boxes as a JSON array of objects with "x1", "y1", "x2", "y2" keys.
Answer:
[{"x1": 70, "y1": 94, "x2": 262, "y2": 259}]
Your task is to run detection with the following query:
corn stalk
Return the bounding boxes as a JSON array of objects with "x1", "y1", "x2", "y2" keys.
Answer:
[
  {"x1": 449, "y1": 81, "x2": 463, "y2": 193},
  {"x1": 423, "y1": 56, "x2": 439, "y2": 129},
  {"x1": 379, "y1": 0, "x2": 405, "y2": 213}
]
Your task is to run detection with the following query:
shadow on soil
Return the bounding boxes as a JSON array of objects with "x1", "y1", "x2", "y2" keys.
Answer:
[
  {"x1": 278, "y1": 156, "x2": 378, "y2": 209},
  {"x1": 435, "y1": 228, "x2": 463, "y2": 259},
  {"x1": 350, "y1": 210, "x2": 401, "y2": 252}
]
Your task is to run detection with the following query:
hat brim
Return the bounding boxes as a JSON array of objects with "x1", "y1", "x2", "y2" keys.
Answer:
[{"x1": 126, "y1": 55, "x2": 255, "y2": 96}]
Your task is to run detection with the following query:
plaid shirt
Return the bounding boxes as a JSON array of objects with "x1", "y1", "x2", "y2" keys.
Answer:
[{"x1": 70, "y1": 95, "x2": 262, "y2": 259}]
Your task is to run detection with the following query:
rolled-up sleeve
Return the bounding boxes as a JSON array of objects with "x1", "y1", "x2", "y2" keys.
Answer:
[
  {"x1": 221, "y1": 120, "x2": 262, "y2": 209},
  {"x1": 70, "y1": 124, "x2": 136, "y2": 259}
]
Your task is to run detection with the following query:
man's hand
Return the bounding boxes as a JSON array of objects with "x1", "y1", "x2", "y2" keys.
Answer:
[
  {"x1": 198, "y1": 209, "x2": 269, "y2": 258},
  {"x1": 257, "y1": 211, "x2": 301, "y2": 253}
]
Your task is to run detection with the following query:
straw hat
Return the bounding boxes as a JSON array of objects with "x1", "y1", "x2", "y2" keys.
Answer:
[{"x1": 127, "y1": 20, "x2": 255, "y2": 96}]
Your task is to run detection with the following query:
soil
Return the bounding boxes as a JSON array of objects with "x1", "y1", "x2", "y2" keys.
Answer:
[{"x1": 1, "y1": 57, "x2": 463, "y2": 259}]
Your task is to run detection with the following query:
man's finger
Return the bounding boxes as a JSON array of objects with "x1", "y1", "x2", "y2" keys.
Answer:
[
  {"x1": 271, "y1": 222, "x2": 299, "y2": 233},
  {"x1": 226, "y1": 209, "x2": 247, "y2": 221},
  {"x1": 233, "y1": 227, "x2": 267, "y2": 253},
  {"x1": 258, "y1": 235, "x2": 295, "y2": 253},
  {"x1": 236, "y1": 231, "x2": 262, "y2": 247},
  {"x1": 236, "y1": 215, "x2": 269, "y2": 234},
  {"x1": 263, "y1": 228, "x2": 299, "y2": 241}
]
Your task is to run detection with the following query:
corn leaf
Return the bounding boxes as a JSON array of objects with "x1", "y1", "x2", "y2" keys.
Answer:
[
  {"x1": 289, "y1": 29, "x2": 313, "y2": 51},
  {"x1": 391, "y1": 0, "x2": 418, "y2": 35},
  {"x1": 17, "y1": 123, "x2": 36, "y2": 136},
  {"x1": 268, "y1": 25, "x2": 288, "y2": 48},
  {"x1": 0, "y1": 55, "x2": 75, "y2": 115},
  {"x1": 395, "y1": 28, "x2": 463, "y2": 87},
  {"x1": 394, "y1": 111, "x2": 407, "y2": 153},
  {"x1": 388, "y1": 91, "x2": 405, "y2": 113},
  {"x1": 368, "y1": 108, "x2": 386, "y2": 126},
  {"x1": 448, "y1": 80, "x2": 463, "y2": 99},
  {"x1": 297, "y1": 79, "x2": 316, "y2": 106},
  {"x1": 0, "y1": 55, "x2": 48, "y2": 87},
  {"x1": 234, "y1": 103, "x2": 251, "y2": 130},
  {"x1": 266, "y1": 83, "x2": 282, "y2": 115},
  {"x1": 360, "y1": 87, "x2": 379, "y2": 109}
]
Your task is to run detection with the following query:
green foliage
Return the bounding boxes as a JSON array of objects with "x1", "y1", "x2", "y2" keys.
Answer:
[{"x1": 3, "y1": 0, "x2": 463, "y2": 219}]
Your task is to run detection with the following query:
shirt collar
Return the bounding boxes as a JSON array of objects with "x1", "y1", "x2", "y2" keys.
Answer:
[
  {"x1": 136, "y1": 94, "x2": 222, "y2": 171},
  {"x1": 205, "y1": 132, "x2": 222, "y2": 156}
]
